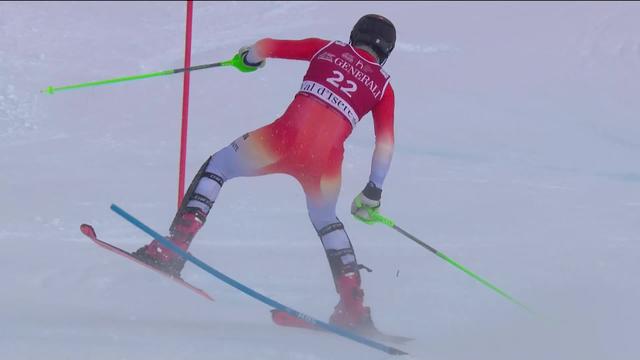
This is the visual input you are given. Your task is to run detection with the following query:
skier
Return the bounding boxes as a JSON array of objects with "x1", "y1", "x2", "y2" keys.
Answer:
[{"x1": 134, "y1": 14, "x2": 396, "y2": 333}]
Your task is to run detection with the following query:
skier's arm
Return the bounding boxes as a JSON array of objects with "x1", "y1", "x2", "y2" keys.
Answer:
[
  {"x1": 369, "y1": 84, "x2": 395, "y2": 189},
  {"x1": 351, "y1": 85, "x2": 395, "y2": 223},
  {"x1": 243, "y1": 38, "x2": 330, "y2": 64}
]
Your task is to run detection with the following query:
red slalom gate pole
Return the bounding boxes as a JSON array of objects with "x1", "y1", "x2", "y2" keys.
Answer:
[{"x1": 178, "y1": 0, "x2": 194, "y2": 208}]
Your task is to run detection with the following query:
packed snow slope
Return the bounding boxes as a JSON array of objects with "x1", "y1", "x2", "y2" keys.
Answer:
[{"x1": 1, "y1": 2, "x2": 639, "y2": 359}]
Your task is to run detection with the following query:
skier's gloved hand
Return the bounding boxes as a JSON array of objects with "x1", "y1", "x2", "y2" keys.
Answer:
[
  {"x1": 351, "y1": 181, "x2": 382, "y2": 224},
  {"x1": 231, "y1": 46, "x2": 266, "y2": 73}
]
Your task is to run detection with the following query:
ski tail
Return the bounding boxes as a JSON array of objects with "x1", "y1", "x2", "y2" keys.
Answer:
[
  {"x1": 271, "y1": 309, "x2": 317, "y2": 329},
  {"x1": 109, "y1": 203, "x2": 408, "y2": 356},
  {"x1": 271, "y1": 309, "x2": 414, "y2": 344}
]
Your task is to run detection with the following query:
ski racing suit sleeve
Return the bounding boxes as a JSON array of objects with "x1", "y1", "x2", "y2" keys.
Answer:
[
  {"x1": 248, "y1": 38, "x2": 330, "y2": 62},
  {"x1": 369, "y1": 84, "x2": 395, "y2": 189}
]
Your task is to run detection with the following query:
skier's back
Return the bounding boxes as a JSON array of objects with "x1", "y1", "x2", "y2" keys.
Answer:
[{"x1": 134, "y1": 14, "x2": 397, "y2": 333}]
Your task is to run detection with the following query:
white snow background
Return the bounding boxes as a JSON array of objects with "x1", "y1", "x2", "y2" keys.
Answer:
[{"x1": 1, "y1": 1, "x2": 639, "y2": 359}]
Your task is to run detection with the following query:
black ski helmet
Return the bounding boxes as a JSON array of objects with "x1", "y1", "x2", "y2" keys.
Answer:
[{"x1": 349, "y1": 14, "x2": 396, "y2": 65}]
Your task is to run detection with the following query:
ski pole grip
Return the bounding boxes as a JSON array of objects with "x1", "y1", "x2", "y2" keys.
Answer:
[{"x1": 372, "y1": 212, "x2": 395, "y2": 228}]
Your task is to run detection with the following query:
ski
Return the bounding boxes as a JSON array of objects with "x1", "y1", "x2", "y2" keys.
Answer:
[
  {"x1": 109, "y1": 203, "x2": 408, "y2": 356},
  {"x1": 271, "y1": 309, "x2": 414, "y2": 344},
  {"x1": 80, "y1": 224, "x2": 214, "y2": 302}
]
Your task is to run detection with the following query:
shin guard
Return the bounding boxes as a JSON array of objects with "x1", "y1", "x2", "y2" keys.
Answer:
[
  {"x1": 170, "y1": 156, "x2": 224, "y2": 233},
  {"x1": 317, "y1": 221, "x2": 370, "y2": 291}
]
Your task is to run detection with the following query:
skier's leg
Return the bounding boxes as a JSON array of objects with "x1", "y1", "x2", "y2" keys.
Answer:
[
  {"x1": 301, "y1": 172, "x2": 376, "y2": 330},
  {"x1": 172, "y1": 133, "x2": 270, "y2": 226},
  {"x1": 307, "y1": 193, "x2": 362, "y2": 283},
  {"x1": 134, "y1": 128, "x2": 281, "y2": 276}
]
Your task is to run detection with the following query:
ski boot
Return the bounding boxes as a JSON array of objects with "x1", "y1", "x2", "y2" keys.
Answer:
[
  {"x1": 329, "y1": 272, "x2": 378, "y2": 334},
  {"x1": 132, "y1": 209, "x2": 204, "y2": 278}
]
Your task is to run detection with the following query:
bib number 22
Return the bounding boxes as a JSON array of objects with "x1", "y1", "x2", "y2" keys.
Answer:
[{"x1": 326, "y1": 71, "x2": 357, "y2": 98}]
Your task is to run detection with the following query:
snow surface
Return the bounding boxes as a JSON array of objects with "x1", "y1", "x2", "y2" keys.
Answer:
[{"x1": 2, "y1": 1, "x2": 640, "y2": 359}]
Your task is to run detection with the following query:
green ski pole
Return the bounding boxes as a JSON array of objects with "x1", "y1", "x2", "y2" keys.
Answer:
[
  {"x1": 356, "y1": 210, "x2": 534, "y2": 314},
  {"x1": 41, "y1": 60, "x2": 230, "y2": 95},
  {"x1": 41, "y1": 53, "x2": 257, "y2": 95}
]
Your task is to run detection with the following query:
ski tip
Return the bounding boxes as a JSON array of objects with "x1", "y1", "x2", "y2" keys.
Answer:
[{"x1": 80, "y1": 224, "x2": 96, "y2": 238}]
